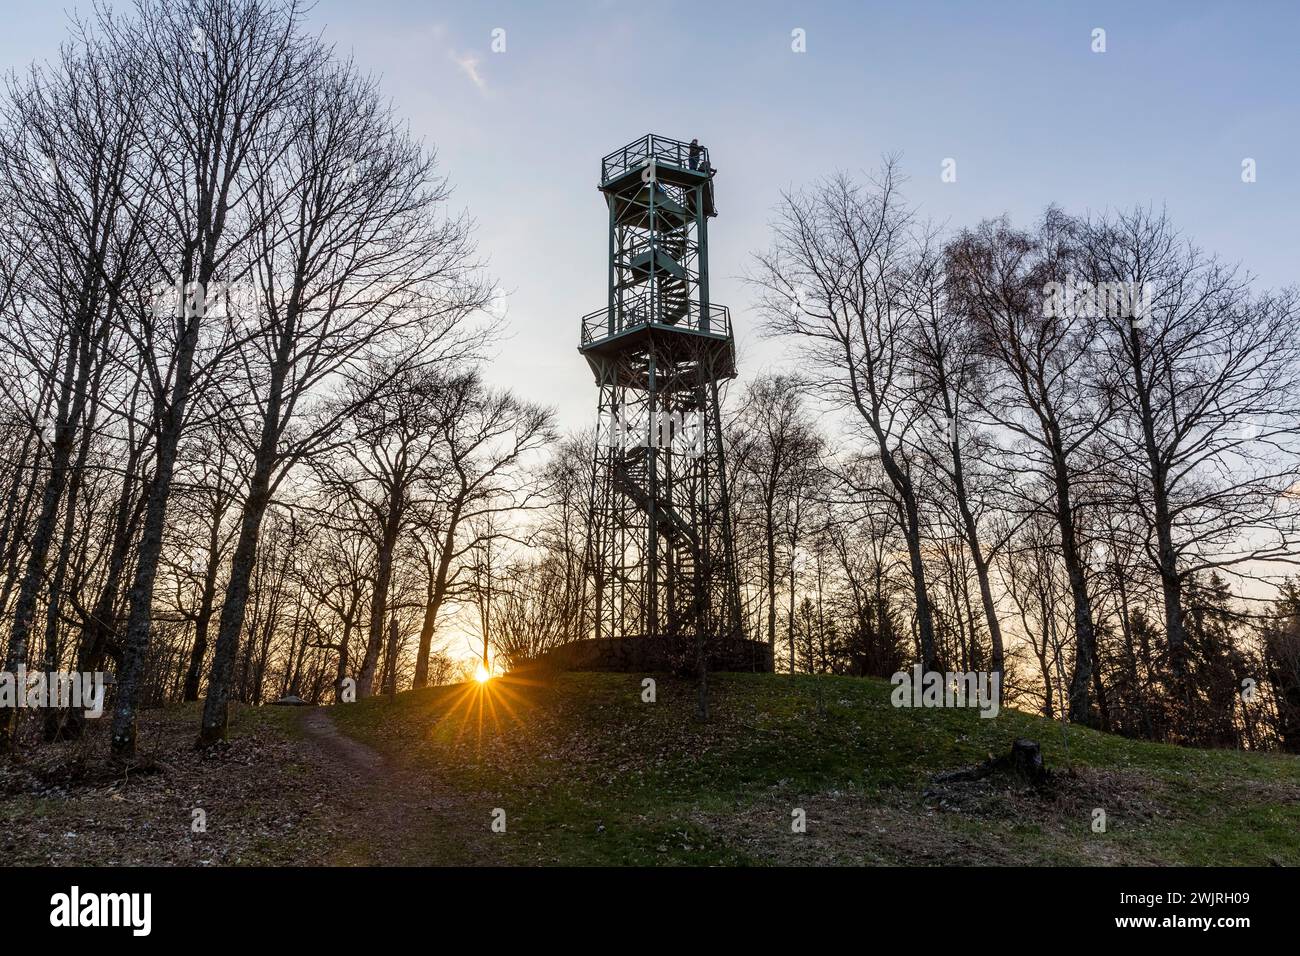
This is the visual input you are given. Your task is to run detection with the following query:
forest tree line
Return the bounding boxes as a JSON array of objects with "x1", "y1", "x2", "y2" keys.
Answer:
[
  {"x1": 728, "y1": 167, "x2": 1300, "y2": 751},
  {"x1": 0, "y1": 0, "x2": 553, "y2": 759},
  {"x1": 420, "y1": 167, "x2": 1300, "y2": 754}
]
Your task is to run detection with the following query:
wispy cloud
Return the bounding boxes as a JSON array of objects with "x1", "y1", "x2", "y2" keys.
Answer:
[{"x1": 449, "y1": 50, "x2": 487, "y2": 95}]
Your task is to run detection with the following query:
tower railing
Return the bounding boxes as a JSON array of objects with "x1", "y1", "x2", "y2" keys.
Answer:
[
  {"x1": 581, "y1": 301, "x2": 731, "y2": 348},
  {"x1": 601, "y1": 134, "x2": 711, "y2": 184}
]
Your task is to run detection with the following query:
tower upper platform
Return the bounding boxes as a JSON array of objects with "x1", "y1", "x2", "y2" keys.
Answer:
[
  {"x1": 580, "y1": 133, "x2": 733, "y2": 379},
  {"x1": 600, "y1": 134, "x2": 717, "y2": 217}
]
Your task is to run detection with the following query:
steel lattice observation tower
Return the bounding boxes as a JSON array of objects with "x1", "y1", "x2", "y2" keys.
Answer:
[{"x1": 571, "y1": 134, "x2": 771, "y2": 674}]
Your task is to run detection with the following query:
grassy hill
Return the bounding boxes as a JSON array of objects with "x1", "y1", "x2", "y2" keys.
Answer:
[
  {"x1": 5, "y1": 671, "x2": 1296, "y2": 866},
  {"x1": 328, "y1": 671, "x2": 1300, "y2": 866}
]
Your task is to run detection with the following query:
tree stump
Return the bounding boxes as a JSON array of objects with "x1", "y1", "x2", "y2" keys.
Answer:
[
  {"x1": 931, "y1": 738, "x2": 1050, "y2": 790},
  {"x1": 1007, "y1": 738, "x2": 1047, "y2": 787}
]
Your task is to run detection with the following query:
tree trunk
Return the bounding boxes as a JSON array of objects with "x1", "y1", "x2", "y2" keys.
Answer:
[
  {"x1": 112, "y1": 307, "x2": 203, "y2": 760},
  {"x1": 334, "y1": 595, "x2": 356, "y2": 702},
  {"x1": 787, "y1": 544, "x2": 796, "y2": 674},
  {"x1": 413, "y1": 500, "x2": 462, "y2": 689},
  {"x1": 764, "y1": 494, "x2": 777, "y2": 653},
  {"x1": 382, "y1": 615, "x2": 399, "y2": 698},
  {"x1": 951, "y1": 447, "x2": 1004, "y2": 680},
  {"x1": 197, "y1": 473, "x2": 273, "y2": 744},
  {"x1": 897, "y1": 475, "x2": 939, "y2": 672},
  {"x1": 197, "y1": 316, "x2": 296, "y2": 744},
  {"x1": 357, "y1": 501, "x2": 402, "y2": 698},
  {"x1": 1050, "y1": 450, "x2": 1099, "y2": 726},
  {"x1": 182, "y1": 559, "x2": 219, "y2": 702},
  {"x1": 0, "y1": 417, "x2": 45, "y2": 620},
  {"x1": 40, "y1": 402, "x2": 98, "y2": 741},
  {"x1": 0, "y1": 338, "x2": 84, "y2": 753},
  {"x1": 63, "y1": 460, "x2": 148, "y2": 741}
]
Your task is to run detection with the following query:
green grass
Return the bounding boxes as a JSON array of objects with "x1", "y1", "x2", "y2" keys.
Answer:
[{"x1": 326, "y1": 671, "x2": 1300, "y2": 866}]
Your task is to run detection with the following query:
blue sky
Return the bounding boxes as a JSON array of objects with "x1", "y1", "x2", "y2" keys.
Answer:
[{"x1": 3, "y1": 0, "x2": 1297, "y2": 430}]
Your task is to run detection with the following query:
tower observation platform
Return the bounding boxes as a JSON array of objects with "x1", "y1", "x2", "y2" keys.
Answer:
[{"x1": 561, "y1": 134, "x2": 771, "y2": 677}]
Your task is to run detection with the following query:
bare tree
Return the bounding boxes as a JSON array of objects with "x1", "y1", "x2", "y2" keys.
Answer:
[
  {"x1": 175, "y1": 427, "x2": 241, "y2": 701},
  {"x1": 731, "y1": 374, "x2": 823, "y2": 660},
  {"x1": 107, "y1": 0, "x2": 315, "y2": 759},
  {"x1": 752, "y1": 163, "x2": 941, "y2": 671},
  {"x1": 196, "y1": 50, "x2": 489, "y2": 743},
  {"x1": 947, "y1": 210, "x2": 1111, "y2": 725},
  {"x1": 320, "y1": 364, "x2": 449, "y2": 699},
  {"x1": 0, "y1": 32, "x2": 152, "y2": 751},
  {"x1": 1082, "y1": 207, "x2": 1300, "y2": 690},
  {"x1": 904, "y1": 237, "x2": 1014, "y2": 682},
  {"x1": 410, "y1": 372, "x2": 555, "y2": 688}
]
